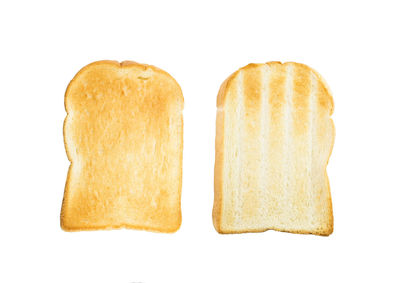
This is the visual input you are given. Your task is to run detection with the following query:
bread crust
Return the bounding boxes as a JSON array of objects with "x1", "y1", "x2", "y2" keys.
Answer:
[
  {"x1": 213, "y1": 62, "x2": 334, "y2": 236},
  {"x1": 61, "y1": 60, "x2": 183, "y2": 232}
]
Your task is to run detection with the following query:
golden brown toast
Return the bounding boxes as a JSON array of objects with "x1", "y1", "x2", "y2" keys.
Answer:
[{"x1": 61, "y1": 60, "x2": 183, "y2": 232}]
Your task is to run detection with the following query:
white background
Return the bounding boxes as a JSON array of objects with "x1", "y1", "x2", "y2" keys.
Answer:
[{"x1": 1, "y1": 0, "x2": 399, "y2": 282}]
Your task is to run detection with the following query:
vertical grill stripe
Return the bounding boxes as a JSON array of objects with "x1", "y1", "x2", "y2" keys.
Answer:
[
  {"x1": 260, "y1": 65, "x2": 270, "y2": 219},
  {"x1": 283, "y1": 64, "x2": 294, "y2": 214}
]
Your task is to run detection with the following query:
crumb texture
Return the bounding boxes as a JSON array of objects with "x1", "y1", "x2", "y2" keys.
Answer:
[
  {"x1": 61, "y1": 61, "x2": 183, "y2": 232},
  {"x1": 213, "y1": 62, "x2": 334, "y2": 235}
]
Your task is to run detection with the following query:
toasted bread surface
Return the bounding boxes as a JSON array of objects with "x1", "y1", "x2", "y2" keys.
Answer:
[
  {"x1": 213, "y1": 62, "x2": 334, "y2": 235},
  {"x1": 61, "y1": 60, "x2": 183, "y2": 232}
]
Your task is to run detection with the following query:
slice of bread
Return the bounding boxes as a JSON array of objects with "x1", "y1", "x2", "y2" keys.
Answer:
[
  {"x1": 213, "y1": 62, "x2": 334, "y2": 236},
  {"x1": 61, "y1": 60, "x2": 183, "y2": 232}
]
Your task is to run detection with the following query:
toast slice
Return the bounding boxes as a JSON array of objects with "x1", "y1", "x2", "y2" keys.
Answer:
[
  {"x1": 213, "y1": 62, "x2": 334, "y2": 235},
  {"x1": 61, "y1": 60, "x2": 183, "y2": 232}
]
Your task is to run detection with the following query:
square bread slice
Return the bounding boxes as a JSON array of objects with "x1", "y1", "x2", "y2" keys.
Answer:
[
  {"x1": 213, "y1": 62, "x2": 334, "y2": 235},
  {"x1": 61, "y1": 60, "x2": 183, "y2": 232}
]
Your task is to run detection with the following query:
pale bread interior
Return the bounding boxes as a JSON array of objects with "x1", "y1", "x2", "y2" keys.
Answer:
[{"x1": 213, "y1": 62, "x2": 334, "y2": 235}]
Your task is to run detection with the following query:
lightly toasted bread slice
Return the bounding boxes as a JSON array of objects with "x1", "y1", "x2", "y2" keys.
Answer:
[
  {"x1": 213, "y1": 62, "x2": 334, "y2": 236},
  {"x1": 61, "y1": 60, "x2": 183, "y2": 232}
]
